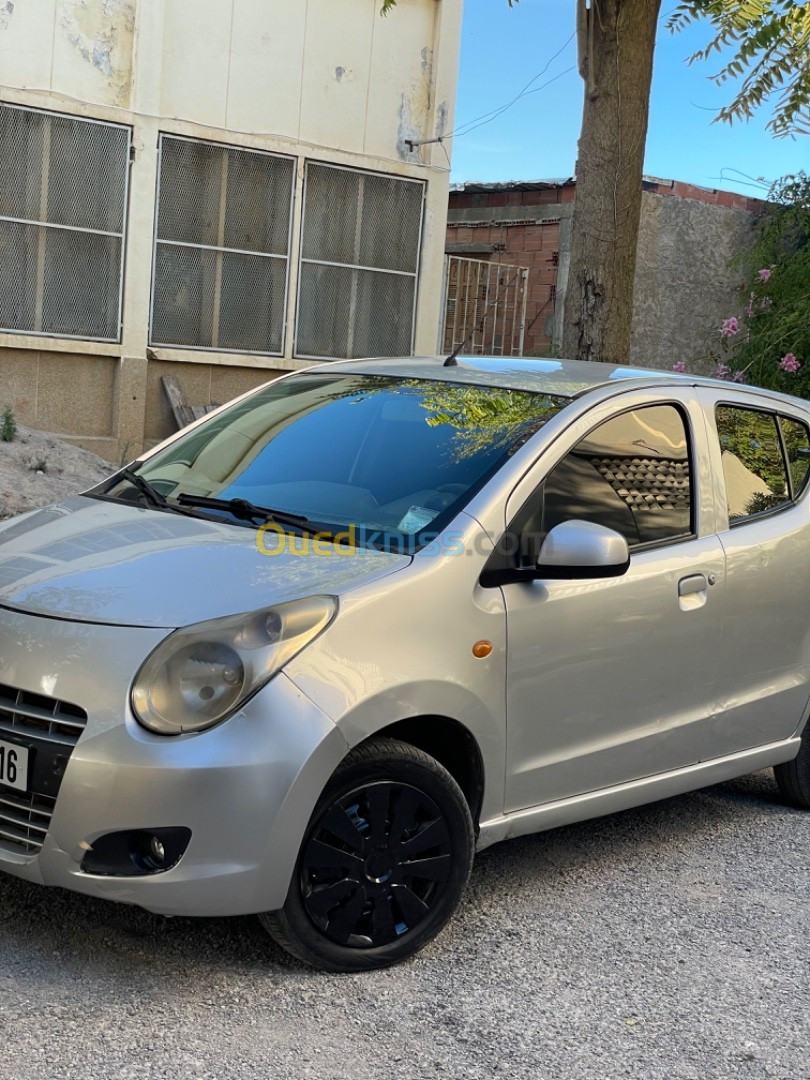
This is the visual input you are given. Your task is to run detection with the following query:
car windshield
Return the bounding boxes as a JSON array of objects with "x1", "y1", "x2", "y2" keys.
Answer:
[{"x1": 102, "y1": 373, "x2": 568, "y2": 551}]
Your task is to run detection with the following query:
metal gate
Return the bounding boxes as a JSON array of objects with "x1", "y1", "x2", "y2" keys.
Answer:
[{"x1": 440, "y1": 256, "x2": 528, "y2": 357}]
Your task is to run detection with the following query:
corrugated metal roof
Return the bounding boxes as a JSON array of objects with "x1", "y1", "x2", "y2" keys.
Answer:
[
  {"x1": 450, "y1": 174, "x2": 762, "y2": 203},
  {"x1": 449, "y1": 178, "x2": 575, "y2": 194}
]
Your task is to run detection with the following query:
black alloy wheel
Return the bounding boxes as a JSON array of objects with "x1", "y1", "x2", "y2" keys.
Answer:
[
  {"x1": 301, "y1": 779, "x2": 452, "y2": 947},
  {"x1": 260, "y1": 738, "x2": 475, "y2": 972}
]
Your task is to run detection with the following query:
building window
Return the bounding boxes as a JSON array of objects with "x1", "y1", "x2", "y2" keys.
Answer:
[
  {"x1": 150, "y1": 136, "x2": 295, "y2": 356},
  {"x1": 0, "y1": 103, "x2": 130, "y2": 341},
  {"x1": 295, "y1": 162, "x2": 424, "y2": 360}
]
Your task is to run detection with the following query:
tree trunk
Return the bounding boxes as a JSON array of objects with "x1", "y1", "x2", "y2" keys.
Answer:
[{"x1": 562, "y1": 0, "x2": 661, "y2": 364}]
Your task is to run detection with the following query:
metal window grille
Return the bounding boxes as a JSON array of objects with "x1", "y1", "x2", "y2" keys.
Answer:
[
  {"x1": 441, "y1": 256, "x2": 529, "y2": 357},
  {"x1": 0, "y1": 103, "x2": 130, "y2": 341},
  {"x1": 295, "y1": 162, "x2": 425, "y2": 360},
  {"x1": 150, "y1": 135, "x2": 295, "y2": 355}
]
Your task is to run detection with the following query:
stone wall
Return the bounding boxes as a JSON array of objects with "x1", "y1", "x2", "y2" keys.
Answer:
[{"x1": 629, "y1": 188, "x2": 758, "y2": 370}]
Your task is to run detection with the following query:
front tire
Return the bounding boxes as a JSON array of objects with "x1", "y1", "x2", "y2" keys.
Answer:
[
  {"x1": 774, "y1": 728, "x2": 810, "y2": 808},
  {"x1": 260, "y1": 737, "x2": 475, "y2": 972}
]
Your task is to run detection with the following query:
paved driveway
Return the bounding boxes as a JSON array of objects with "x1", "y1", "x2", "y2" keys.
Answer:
[{"x1": 2, "y1": 771, "x2": 808, "y2": 1080}]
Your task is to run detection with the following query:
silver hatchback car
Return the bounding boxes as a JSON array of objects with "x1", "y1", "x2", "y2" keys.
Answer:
[{"x1": 1, "y1": 356, "x2": 810, "y2": 971}]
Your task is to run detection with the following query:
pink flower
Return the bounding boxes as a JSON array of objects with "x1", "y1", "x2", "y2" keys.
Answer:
[
  {"x1": 714, "y1": 361, "x2": 730, "y2": 379},
  {"x1": 720, "y1": 317, "x2": 739, "y2": 337},
  {"x1": 778, "y1": 353, "x2": 801, "y2": 373},
  {"x1": 672, "y1": 360, "x2": 687, "y2": 373},
  {"x1": 760, "y1": 297, "x2": 772, "y2": 311},
  {"x1": 757, "y1": 268, "x2": 772, "y2": 283},
  {"x1": 730, "y1": 369, "x2": 747, "y2": 383}
]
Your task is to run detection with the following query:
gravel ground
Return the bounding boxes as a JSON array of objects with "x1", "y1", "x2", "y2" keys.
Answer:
[
  {"x1": 0, "y1": 424, "x2": 113, "y2": 519},
  {"x1": 2, "y1": 770, "x2": 808, "y2": 1080}
]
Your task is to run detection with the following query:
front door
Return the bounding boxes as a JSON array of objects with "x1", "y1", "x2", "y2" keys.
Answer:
[{"x1": 499, "y1": 400, "x2": 726, "y2": 812}]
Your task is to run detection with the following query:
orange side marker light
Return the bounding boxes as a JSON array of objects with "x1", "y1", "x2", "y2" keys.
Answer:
[{"x1": 472, "y1": 640, "x2": 493, "y2": 659}]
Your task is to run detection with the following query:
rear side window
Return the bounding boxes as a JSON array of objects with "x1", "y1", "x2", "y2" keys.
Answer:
[
  {"x1": 715, "y1": 406, "x2": 810, "y2": 524},
  {"x1": 781, "y1": 416, "x2": 810, "y2": 498}
]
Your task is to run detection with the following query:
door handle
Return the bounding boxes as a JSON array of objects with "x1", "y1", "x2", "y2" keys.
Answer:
[
  {"x1": 678, "y1": 573, "x2": 708, "y2": 611},
  {"x1": 678, "y1": 574, "x2": 707, "y2": 597}
]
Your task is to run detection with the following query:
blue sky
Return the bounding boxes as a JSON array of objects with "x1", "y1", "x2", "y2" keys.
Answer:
[{"x1": 450, "y1": 0, "x2": 808, "y2": 197}]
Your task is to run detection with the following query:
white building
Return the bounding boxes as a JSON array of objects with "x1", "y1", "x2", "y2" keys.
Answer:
[{"x1": 0, "y1": 0, "x2": 462, "y2": 459}]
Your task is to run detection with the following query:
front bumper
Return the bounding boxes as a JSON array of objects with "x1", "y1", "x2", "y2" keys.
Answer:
[{"x1": 0, "y1": 607, "x2": 347, "y2": 915}]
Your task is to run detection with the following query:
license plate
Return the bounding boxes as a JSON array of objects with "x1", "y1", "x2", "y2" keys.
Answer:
[{"x1": 0, "y1": 739, "x2": 29, "y2": 793}]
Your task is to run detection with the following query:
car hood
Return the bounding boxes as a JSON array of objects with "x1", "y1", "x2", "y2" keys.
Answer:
[{"x1": 0, "y1": 497, "x2": 410, "y2": 628}]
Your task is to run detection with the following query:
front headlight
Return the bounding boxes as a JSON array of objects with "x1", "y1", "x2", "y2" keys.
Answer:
[{"x1": 131, "y1": 595, "x2": 336, "y2": 735}]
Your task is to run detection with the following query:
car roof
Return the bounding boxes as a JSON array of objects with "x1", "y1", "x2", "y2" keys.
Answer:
[
  {"x1": 315, "y1": 355, "x2": 692, "y2": 398},
  {"x1": 312, "y1": 355, "x2": 808, "y2": 410}
]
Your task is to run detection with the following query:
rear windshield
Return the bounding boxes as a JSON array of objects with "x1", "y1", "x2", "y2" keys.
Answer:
[{"x1": 107, "y1": 373, "x2": 567, "y2": 551}]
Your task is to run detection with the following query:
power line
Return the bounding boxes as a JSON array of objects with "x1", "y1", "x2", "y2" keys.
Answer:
[
  {"x1": 404, "y1": 32, "x2": 577, "y2": 155},
  {"x1": 452, "y1": 65, "x2": 577, "y2": 140},
  {"x1": 715, "y1": 168, "x2": 772, "y2": 190},
  {"x1": 450, "y1": 31, "x2": 576, "y2": 140},
  {"x1": 405, "y1": 60, "x2": 577, "y2": 156}
]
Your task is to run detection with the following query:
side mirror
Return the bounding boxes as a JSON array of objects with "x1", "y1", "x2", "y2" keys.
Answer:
[{"x1": 536, "y1": 520, "x2": 630, "y2": 579}]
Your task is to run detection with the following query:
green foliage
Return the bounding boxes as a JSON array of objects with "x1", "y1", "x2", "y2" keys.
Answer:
[
  {"x1": 348, "y1": 379, "x2": 563, "y2": 461},
  {"x1": 668, "y1": 1, "x2": 810, "y2": 136},
  {"x1": 686, "y1": 173, "x2": 809, "y2": 395},
  {"x1": 735, "y1": 173, "x2": 809, "y2": 393},
  {"x1": 417, "y1": 385, "x2": 563, "y2": 460},
  {"x1": 1, "y1": 406, "x2": 17, "y2": 443},
  {"x1": 741, "y1": 489, "x2": 787, "y2": 515}
]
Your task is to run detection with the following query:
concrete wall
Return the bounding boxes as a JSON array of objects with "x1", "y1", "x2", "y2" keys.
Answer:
[
  {"x1": 0, "y1": 0, "x2": 461, "y2": 460},
  {"x1": 630, "y1": 186, "x2": 757, "y2": 369},
  {"x1": 447, "y1": 178, "x2": 762, "y2": 369}
]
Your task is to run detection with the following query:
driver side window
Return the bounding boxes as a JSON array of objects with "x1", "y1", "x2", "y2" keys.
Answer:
[{"x1": 510, "y1": 404, "x2": 694, "y2": 565}]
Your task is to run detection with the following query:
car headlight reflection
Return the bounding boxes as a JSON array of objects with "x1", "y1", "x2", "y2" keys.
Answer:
[{"x1": 131, "y1": 596, "x2": 336, "y2": 735}]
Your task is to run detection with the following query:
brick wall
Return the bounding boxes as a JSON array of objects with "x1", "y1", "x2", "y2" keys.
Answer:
[
  {"x1": 446, "y1": 183, "x2": 574, "y2": 355},
  {"x1": 642, "y1": 177, "x2": 764, "y2": 213}
]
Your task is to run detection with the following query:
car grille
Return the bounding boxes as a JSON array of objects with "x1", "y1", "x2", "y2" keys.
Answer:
[
  {"x1": 0, "y1": 683, "x2": 88, "y2": 747},
  {"x1": 0, "y1": 684, "x2": 88, "y2": 856},
  {"x1": 0, "y1": 790, "x2": 56, "y2": 854}
]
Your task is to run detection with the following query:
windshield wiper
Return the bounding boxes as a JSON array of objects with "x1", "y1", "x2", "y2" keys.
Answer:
[
  {"x1": 105, "y1": 470, "x2": 313, "y2": 530},
  {"x1": 175, "y1": 494, "x2": 310, "y2": 528},
  {"x1": 119, "y1": 467, "x2": 169, "y2": 509}
]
